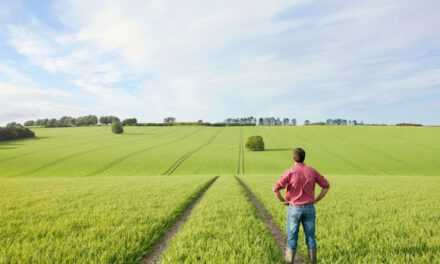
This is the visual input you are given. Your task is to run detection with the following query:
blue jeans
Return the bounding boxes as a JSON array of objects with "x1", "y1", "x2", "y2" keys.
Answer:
[{"x1": 286, "y1": 204, "x2": 317, "y2": 250}]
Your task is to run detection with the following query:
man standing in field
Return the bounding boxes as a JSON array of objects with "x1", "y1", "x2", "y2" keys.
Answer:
[{"x1": 273, "y1": 148, "x2": 330, "y2": 264}]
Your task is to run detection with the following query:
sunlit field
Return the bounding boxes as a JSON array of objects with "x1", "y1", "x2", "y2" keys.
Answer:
[{"x1": 1, "y1": 126, "x2": 439, "y2": 263}]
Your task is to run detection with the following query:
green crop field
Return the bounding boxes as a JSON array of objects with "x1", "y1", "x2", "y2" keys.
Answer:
[
  {"x1": 0, "y1": 175, "x2": 214, "y2": 263},
  {"x1": 160, "y1": 176, "x2": 282, "y2": 263},
  {"x1": 1, "y1": 126, "x2": 440, "y2": 263}
]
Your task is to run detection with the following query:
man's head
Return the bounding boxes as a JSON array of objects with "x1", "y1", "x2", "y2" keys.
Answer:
[{"x1": 293, "y1": 147, "x2": 306, "y2": 163}]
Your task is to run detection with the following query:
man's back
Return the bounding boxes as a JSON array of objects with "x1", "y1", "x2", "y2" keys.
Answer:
[{"x1": 273, "y1": 163, "x2": 330, "y2": 205}]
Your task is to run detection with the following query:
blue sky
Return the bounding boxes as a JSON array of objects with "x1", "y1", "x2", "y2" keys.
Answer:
[{"x1": 0, "y1": 0, "x2": 439, "y2": 125}]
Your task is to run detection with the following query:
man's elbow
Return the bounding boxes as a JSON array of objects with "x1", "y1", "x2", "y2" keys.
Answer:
[{"x1": 321, "y1": 183, "x2": 330, "y2": 190}]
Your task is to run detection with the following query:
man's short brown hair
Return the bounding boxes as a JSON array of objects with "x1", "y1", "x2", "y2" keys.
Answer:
[{"x1": 293, "y1": 148, "x2": 306, "y2": 163}]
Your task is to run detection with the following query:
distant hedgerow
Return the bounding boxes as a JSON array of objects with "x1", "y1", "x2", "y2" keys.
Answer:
[{"x1": 245, "y1": 136, "x2": 265, "y2": 151}]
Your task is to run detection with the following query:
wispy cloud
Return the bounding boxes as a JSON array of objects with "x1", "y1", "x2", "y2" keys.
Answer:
[{"x1": 0, "y1": 63, "x2": 75, "y2": 122}]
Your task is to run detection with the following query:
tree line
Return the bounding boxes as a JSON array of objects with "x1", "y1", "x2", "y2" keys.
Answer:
[
  {"x1": 17, "y1": 115, "x2": 424, "y2": 128},
  {"x1": 23, "y1": 115, "x2": 138, "y2": 128}
]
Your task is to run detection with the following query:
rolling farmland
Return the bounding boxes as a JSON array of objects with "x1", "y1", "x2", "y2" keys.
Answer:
[{"x1": 1, "y1": 125, "x2": 440, "y2": 263}]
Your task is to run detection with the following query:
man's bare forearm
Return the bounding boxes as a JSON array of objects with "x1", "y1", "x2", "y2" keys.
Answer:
[{"x1": 314, "y1": 188, "x2": 329, "y2": 203}]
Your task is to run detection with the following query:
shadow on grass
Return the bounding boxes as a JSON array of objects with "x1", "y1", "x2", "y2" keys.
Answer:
[
  {"x1": 264, "y1": 148, "x2": 292, "y2": 152},
  {"x1": 35, "y1": 136, "x2": 50, "y2": 140},
  {"x1": 124, "y1": 132, "x2": 156, "y2": 136},
  {"x1": 0, "y1": 142, "x2": 22, "y2": 149},
  {"x1": 0, "y1": 136, "x2": 49, "y2": 148}
]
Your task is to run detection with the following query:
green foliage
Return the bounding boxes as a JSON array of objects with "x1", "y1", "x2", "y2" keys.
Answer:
[
  {"x1": 6, "y1": 122, "x2": 22, "y2": 128},
  {"x1": 245, "y1": 135, "x2": 265, "y2": 151},
  {"x1": 99, "y1": 116, "x2": 120, "y2": 125},
  {"x1": 24, "y1": 120, "x2": 35, "y2": 126},
  {"x1": 44, "y1": 115, "x2": 98, "y2": 127},
  {"x1": 23, "y1": 115, "x2": 98, "y2": 128},
  {"x1": 35, "y1": 118, "x2": 49, "y2": 126},
  {"x1": 396, "y1": 123, "x2": 423, "y2": 126},
  {"x1": 46, "y1": 118, "x2": 58, "y2": 128},
  {"x1": 75, "y1": 115, "x2": 98, "y2": 126},
  {"x1": 122, "y1": 118, "x2": 137, "y2": 126},
  {"x1": 111, "y1": 120, "x2": 124, "y2": 134},
  {"x1": 58, "y1": 116, "x2": 76, "y2": 127},
  {"x1": 0, "y1": 125, "x2": 35, "y2": 141}
]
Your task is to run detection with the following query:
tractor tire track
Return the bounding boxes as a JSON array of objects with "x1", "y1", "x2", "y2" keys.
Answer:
[
  {"x1": 326, "y1": 130, "x2": 410, "y2": 168},
  {"x1": 87, "y1": 127, "x2": 204, "y2": 176},
  {"x1": 376, "y1": 133, "x2": 440, "y2": 167},
  {"x1": 11, "y1": 127, "x2": 184, "y2": 177},
  {"x1": 13, "y1": 146, "x2": 107, "y2": 176},
  {"x1": 0, "y1": 127, "x2": 177, "y2": 164},
  {"x1": 235, "y1": 176, "x2": 305, "y2": 264},
  {"x1": 236, "y1": 127, "x2": 245, "y2": 176},
  {"x1": 0, "y1": 133, "x2": 114, "y2": 164},
  {"x1": 386, "y1": 131, "x2": 440, "y2": 151},
  {"x1": 161, "y1": 128, "x2": 223, "y2": 175},
  {"x1": 141, "y1": 176, "x2": 219, "y2": 264},
  {"x1": 294, "y1": 132, "x2": 385, "y2": 175}
]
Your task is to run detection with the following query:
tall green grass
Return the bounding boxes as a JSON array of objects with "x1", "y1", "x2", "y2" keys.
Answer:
[
  {"x1": 242, "y1": 174, "x2": 440, "y2": 263},
  {"x1": 0, "y1": 175, "x2": 212, "y2": 263},
  {"x1": 160, "y1": 176, "x2": 283, "y2": 263},
  {"x1": 1, "y1": 126, "x2": 439, "y2": 263}
]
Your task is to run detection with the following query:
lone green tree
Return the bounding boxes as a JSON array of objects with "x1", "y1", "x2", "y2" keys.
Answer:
[
  {"x1": 245, "y1": 136, "x2": 265, "y2": 151},
  {"x1": 111, "y1": 120, "x2": 124, "y2": 134}
]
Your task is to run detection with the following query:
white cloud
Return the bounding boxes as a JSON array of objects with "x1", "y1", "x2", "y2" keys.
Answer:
[
  {"x1": 2, "y1": 0, "x2": 440, "y2": 123},
  {"x1": 0, "y1": 64, "x2": 77, "y2": 124}
]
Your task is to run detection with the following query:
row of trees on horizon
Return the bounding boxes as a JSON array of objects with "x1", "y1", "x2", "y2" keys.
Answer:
[
  {"x1": 224, "y1": 116, "x2": 365, "y2": 126},
  {"x1": 4, "y1": 115, "x2": 424, "y2": 128},
  {"x1": 22, "y1": 115, "x2": 138, "y2": 128}
]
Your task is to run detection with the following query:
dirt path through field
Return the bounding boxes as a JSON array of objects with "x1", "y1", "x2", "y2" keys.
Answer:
[
  {"x1": 142, "y1": 176, "x2": 219, "y2": 264},
  {"x1": 235, "y1": 176, "x2": 305, "y2": 264}
]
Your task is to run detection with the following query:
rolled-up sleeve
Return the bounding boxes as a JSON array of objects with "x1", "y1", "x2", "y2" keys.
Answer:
[
  {"x1": 273, "y1": 170, "x2": 291, "y2": 192},
  {"x1": 314, "y1": 169, "x2": 330, "y2": 189}
]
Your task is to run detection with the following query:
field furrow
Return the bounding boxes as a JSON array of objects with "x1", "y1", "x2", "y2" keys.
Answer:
[
  {"x1": 159, "y1": 176, "x2": 283, "y2": 264},
  {"x1": 142, "y1": 176, "x2": 219, "y2": 263},
  {"x1": 168, "y1": 127, "x2": 239, "y2": 175},
  {"x1": 235, "y1": 176, "x2": 306, "y2": 263},
  {"x1": 161, "y1": 128, "x2": 223, "y2": 175},
  {"x1": 0, "y1": 126, "x2": 181, "y2": 177},
  {"x1": 87, "y1": 127, "x2": 204, "y2": 176},
  {"x1": 236, "y1": 127, "x2": 245, "y2": 176}
]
